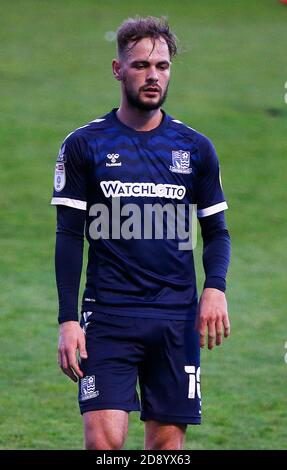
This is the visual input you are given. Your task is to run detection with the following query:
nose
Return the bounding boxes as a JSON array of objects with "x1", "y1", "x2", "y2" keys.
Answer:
[{"x1": 146, "y1": 65, "x2": 159, "y2": 83}]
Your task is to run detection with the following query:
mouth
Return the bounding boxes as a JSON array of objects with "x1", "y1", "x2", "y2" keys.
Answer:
[
  {"x1": 142, "y1": 87, "x2": 161, "y2": 97},
  {"x1": 143, "y1": 87, "x2": 160, "y2": 91}
]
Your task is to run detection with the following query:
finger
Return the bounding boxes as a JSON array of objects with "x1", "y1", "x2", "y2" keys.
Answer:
[
  {"x1": 64, "y1": 366, "x2": 78, "y2": 382},
  {"x1": 215, "y1": 319, "x2": 223, "y2": 346},
  {"x1": 60, "y1": 350, "x2": 78, "y2": 382},
  {"x1": 58, "y1": 349, "x2": 68, "y2": 370},
  {"x1": 200, "y1": 334, "x2": 205, "y2": 349},
  {"x1": 208, "y1": 321, "x2": 216, "y2": 350},
  {"x1": 67, "y1": 350, "x2": 84, "y2": 379},
  {"x1": 57, "y1": 350, "x2": 62, "y2": 368},
  {"x1": 199, "y1": 319, "x2": 207, "y2": 348},
  {"x1": 79, "y1": 339, "x2": 88, "y2": 360},
  {"x1": 223, "y1": 315, "x2": 231, "y2": 338},
  {"x1": 58, "y1": 353, "x2": 77, "y2": 382}
]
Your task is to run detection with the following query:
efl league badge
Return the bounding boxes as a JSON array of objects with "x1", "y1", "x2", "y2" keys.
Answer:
[{"x1": 54, "y1": 162, "x2": 66, "y2": 192}]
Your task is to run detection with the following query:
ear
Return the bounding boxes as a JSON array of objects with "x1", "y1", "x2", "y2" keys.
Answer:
[{"x1": 112, "y1": 59, "x2": 122, "y2": 81}]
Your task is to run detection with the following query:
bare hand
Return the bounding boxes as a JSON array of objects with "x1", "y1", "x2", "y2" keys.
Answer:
[
  {"x1": 58, "y1": 321, "x2": 88, "y2": 382},
  {"x1": 195, "y1": 288, "x2": 230, "y2": 350}
]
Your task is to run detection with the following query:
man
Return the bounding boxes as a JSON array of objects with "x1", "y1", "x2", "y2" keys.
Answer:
[{"x1": 52, "y1": 16, "x2": 231, "y2": 450}]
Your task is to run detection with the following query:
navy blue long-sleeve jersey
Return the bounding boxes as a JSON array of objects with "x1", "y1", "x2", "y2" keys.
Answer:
[{"x1": 52, "y1": 109, "x2": 230, "y2": 323}]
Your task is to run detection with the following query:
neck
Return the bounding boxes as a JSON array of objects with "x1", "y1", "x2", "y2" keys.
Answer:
[{"x1": 116, "y1": 98, "x2": 163, "y2": 131}]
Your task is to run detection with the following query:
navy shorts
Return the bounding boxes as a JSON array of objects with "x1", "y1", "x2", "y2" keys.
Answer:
[{"x1": 78, "y1": 312, "x2": 201, "y2": 425}]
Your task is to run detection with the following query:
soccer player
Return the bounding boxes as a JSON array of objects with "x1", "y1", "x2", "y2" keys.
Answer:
[{"x1": 52, "y1": 16, "x2": 231, "y2": 450}]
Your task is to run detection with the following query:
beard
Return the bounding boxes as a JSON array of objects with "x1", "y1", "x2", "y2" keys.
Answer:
[{"x1": 123, "y1": 78, "x2": 169, "y2": 111}]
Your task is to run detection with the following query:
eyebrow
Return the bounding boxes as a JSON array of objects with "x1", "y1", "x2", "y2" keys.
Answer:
[{"x1": 130, "y1": 60, "x2": 171, "y2": 66}]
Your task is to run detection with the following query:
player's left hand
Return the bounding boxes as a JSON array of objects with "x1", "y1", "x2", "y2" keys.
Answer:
[{"x1": 195, "y1": 288, "x2": 230, "y2": 350}]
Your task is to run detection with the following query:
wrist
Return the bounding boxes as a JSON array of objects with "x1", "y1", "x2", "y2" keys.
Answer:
[
  {"x1": 59, "y1": 320, "x2": 79, "y2": 329},
  {"x1": 201, "y1": 287, "x2": 226, "y2": 302}
]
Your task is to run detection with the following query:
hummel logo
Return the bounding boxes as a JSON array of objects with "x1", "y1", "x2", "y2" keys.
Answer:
[
  {"x1": 106, "y1": 153, "x2": 122, "y2": 167},
  {"x1": 107, "y1": 153, "x2": 119, "y2": 163}
]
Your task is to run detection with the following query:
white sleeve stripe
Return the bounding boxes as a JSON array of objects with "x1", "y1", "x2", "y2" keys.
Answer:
[
  {"x1": 171, "y1": 119, "x2": 197, "y2": 132},
  {"x1": 197, "y1": 201, "x2": 228, "y2": 218},
  {"x1": 50, "y1": 197, "x2": 87, "y2": 211},
  {"x1": 64, "y1": 119, "x2": 106, "y2": 140}
]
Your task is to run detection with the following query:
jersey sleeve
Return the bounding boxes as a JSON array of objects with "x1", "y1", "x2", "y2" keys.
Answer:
[
  {"x1": 195, "y1": 137, "x2": 228, "y2": 218},
  {"x1": 51, "y1": 133, "x2": 87, "y2": 211}
]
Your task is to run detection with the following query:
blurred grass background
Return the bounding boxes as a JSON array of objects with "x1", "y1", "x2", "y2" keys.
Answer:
[{"x1": 0, "y1": 0, "x2": 286, "y2": 449}]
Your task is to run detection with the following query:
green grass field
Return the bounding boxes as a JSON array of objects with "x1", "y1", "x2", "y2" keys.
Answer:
[{"x1": 0, "y1": 0, "x2": 287, "y2": 449}]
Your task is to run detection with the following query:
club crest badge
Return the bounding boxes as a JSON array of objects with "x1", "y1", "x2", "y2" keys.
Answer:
[
  {"x1": 169, "y1": 150, "x2": 192, "y2": 174},
  {"x1": 80, "y1": 375, "x2": 100, "y2": 401}
]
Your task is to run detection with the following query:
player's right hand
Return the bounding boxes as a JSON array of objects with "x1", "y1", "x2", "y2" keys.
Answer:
[
  {"x1": 195, "y1": 288, "x2": 230, "y2": 350},
  {"x1": 58, "y1": 320, "x2": 88, "y2": 382}
]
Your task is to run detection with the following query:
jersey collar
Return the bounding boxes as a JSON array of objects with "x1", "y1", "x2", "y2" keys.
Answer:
[{"x1": 110, "y1": 108, "x2": 169, "y2": 136}]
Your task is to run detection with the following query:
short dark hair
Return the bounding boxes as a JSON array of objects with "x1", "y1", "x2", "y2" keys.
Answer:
[{"x1": 116, "y1": 16, "x2": 177, "y2": 59}]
